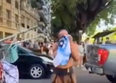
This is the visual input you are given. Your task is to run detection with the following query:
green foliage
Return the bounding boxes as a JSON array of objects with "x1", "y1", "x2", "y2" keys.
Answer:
[
  {"x1": 86, "y1": 0, "x2": 116, "y2": 36},
  {"x1": 51, "y1": 0, "x2": 80, "y2": 35},
  {"x1": 30, "y1": 0, "x2": 116, "y2": 37}
]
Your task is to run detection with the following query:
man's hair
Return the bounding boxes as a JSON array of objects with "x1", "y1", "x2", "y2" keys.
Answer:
[{"x1": 58, "y1": 29, "x2": 68, "y2": 38}]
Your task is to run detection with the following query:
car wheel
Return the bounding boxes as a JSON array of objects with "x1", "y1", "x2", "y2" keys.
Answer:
[
  {"x1": 106, "y1": 75, "x2": 116, "y2": 83},
  {"x1": 29, "y1": 64, "x2": 45, "y2": 79}
]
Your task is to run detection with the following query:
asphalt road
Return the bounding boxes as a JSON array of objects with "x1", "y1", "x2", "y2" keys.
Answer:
[{"x1": 20, "y1": 68, "x2": 110, "y2": 83}]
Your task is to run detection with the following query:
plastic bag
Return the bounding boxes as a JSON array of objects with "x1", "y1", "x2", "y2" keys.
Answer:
[
  {"x1": 5, "y1": 44, "x2": 18, "y2": 63},
  {"x1": 2, "y1": 61, "x2": 19, "y2": 83}
]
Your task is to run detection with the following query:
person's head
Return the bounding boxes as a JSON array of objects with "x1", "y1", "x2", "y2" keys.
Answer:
[
  {"x1": 40, "y1": 42, "x2": 43, "y2": 46},
  {"x1": 85, "y1": 38, "x2": 89, "y2": 43},
  {"x1": 58, "y1": 29, "x2": 68, "y2": 39},
  {"x1": 79, "y1": 41, "x2": 84, "y2": 45},
  {"x1": 106, "y1": 37, "x2": 109, "y2": 41}
]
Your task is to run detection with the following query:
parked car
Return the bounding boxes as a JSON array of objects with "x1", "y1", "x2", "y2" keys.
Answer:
[
  {"x1": 12, "y1": 45, "x2": 53, "y2": 79},
  {"x1": 85, "y1": 44, "x2": 116, "y2": 83}
]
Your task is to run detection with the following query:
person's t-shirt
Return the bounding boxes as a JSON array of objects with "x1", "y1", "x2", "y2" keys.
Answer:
[
  {"x1": 33, "y1": 43, "x2": 39, "y2": 49},
  {"x1": 84, "y1": 42, "x2": 90, "y2": 54},
  {"x1": 78, "y1": 45, "x2": 84, "y2": 55},
  {"x1": 23, "y1": 42, "x2": 29, "y2": 47},
  {"x1": 16, "y1": 41, "x2": 22, "y2": 46},
  {"x1": 105, "y1": 41, "x2": 111, "y2": 44}
]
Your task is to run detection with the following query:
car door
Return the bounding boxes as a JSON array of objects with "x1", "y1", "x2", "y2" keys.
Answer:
[{"x1": 13, "y1": 47, "x2": 29, "y2": 74}]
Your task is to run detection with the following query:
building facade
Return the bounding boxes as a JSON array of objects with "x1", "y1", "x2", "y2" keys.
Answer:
[
  {"x1": 0, "y1": 0, "x2": 40, "y2": 40},
  {"x1": 0, "y1": 0, "x2": 20, "y2": 39},
  {"x1": 20, "y1": 0, "x2": 40, "y2": 39}
]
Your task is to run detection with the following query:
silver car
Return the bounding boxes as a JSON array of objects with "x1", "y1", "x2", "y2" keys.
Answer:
[{"x1": 85, "y1": 44, "x2": 116, "y2": 83}]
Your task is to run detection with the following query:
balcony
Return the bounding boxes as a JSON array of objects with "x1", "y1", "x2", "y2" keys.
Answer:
[{"x1": 20, "y1": 1, "x2": 40, "y2": 21}]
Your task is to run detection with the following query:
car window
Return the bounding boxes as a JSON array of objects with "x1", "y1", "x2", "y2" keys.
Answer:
[
  {"x1": 18, "y1": 48, "x2": 25, "y2": 54},
  {"x1": 17, "y1": 47, "x2": 27, "y2": 56},
  {"x1": 17, "y1": 46, "x2": 33, "y2": 56},
  {"x1": 19, "y1": 46, "x2": 32, "y2": 53}
]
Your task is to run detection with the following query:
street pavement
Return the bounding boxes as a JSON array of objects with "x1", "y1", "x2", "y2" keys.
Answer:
[{"x1": 20, "y1": 67, "x2": 110, "y2": 83}]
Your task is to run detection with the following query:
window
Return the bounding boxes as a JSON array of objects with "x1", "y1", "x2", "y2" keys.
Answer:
[
  {"x1": 15, "y1": 14, "x2": 19, "y2": 23},
  {"x1": 15, "y1": 1, "x2": 18, "y2": 9},
  {"x1": 21, "y1": 23, "x2": 25, "y2": 28},
  {"x1": 27, "y1": 25, "x2": 30, "y2": 29},
  {"x1": 0, "y1": 6, "x2": 2, "y2": 16},
  {"x1": 6, "y1": 10, "x2": 11, "y2": 27},
  {"x1": 0, "y1": 6, "x2": 3, "y2": 24},
  {"x1": 5, "y1": 33, "x2": 12, "y2": 37},
  {"x1": 18, "y1": 48, "x2": 26, "y2": 54},
  {"x1": 6, "y1": 9, "x2": 11, "y2": 19},
  {"x1": 0, "y1": 31, "x2": 3, "y2": 39},
  {"x1": 15, "y1": 14, "x2": 19, "y2": 28},
  {"x1": 18, "y1": 47, "x2": 32, "y2": 56},
  {"x1": 6, "y1": 0, "x2": 11, "y2": 4}
]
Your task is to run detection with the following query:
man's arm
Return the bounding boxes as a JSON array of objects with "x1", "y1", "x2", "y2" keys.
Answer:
[
  {"x1": 57, "y1": 58, "x2": 74, "y2": 69},
  {"x1": 70, "y1": 40, "x2": 79, "y2": 62}
]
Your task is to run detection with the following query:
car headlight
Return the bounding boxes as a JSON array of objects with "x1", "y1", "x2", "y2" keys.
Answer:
[
  {"x1": 43, "y1": 61, "x2": 53, "y2": 65},
  {"x1": 43, "y1": 61, "x2": 48, "y2": 64}
]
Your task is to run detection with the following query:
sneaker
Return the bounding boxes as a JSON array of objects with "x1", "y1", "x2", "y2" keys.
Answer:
[{"x1": 81, "y1": 65, "x2": 84, "y2": 67}]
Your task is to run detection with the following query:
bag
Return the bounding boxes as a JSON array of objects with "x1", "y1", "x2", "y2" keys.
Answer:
[
  {"x1": 70, "y1": 42, "x2": 79, "y2": 62},
  {"x1": 78, "y1": 45, "x2": 84, "y2": 54},
  {"x1": 2, "y1": 61, "x2": 19, "y2": 83},
  {"x1": 5, "y1": 44, "x2": 19, "y2": 63}
]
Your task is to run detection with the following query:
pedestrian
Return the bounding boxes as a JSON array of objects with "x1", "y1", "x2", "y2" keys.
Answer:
[
  {"x1": 51, "y1": 29, "x2": 79, "y2": 83},
  {"x1": 33, "y1": 41, "x2": 39, "y2": 49},
  {"x1": 78, "y1": 42, "x2": 84, "y2": 67},
  {"x1": 84, "y1": 38, "x2": 90, "y2": 63},
  {"x1": 105, "y1": 37, "x2": 111, "y2": 44}
]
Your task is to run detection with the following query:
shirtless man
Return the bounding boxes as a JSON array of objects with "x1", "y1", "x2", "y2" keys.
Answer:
[{"x1": 51, "y1": 29, "x2": 78, "y2": 83}]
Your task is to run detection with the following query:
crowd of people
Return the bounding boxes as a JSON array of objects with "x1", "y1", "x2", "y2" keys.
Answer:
[
  {"x1": 3, "y1": 34, "x2": 113, "y2": 68},
  {"x1": 4, "y1": 38, "x2": 52, "y2": 55}
]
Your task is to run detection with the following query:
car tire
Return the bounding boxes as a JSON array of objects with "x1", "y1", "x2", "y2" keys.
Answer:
[
  {"x1": 106, "y1": 75, "x2": 116, "y2": 83},
  {"x1": 29, "y1": 64, "x2": 45, "y2": 79}
]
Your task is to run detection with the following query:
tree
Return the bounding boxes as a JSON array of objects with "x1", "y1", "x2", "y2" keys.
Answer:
[
  {"x1": 85, "y1": 0, "x2": 116, "y2": 36},
  {"x1": 51, "y1": 0, "x2": 79, "y2": 34},
  {"x1": 30, "y1": 0, "x2": 114, "y2": 42},
  {"x1": 52, "y1": 0, "x2": 113, "y2": 42}
]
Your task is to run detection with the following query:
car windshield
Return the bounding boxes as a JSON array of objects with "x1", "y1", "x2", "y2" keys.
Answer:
[{"x1": 18, "y1": 46, "x2": 33, "y2": 53}]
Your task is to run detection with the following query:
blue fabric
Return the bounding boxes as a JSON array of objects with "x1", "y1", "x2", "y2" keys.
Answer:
[
  {"x1": 5, "y1": 44, "x2": 19, "y2": 63},
  {"x1": 57, "y1": 36, "x2": 71, "y2": 65}
]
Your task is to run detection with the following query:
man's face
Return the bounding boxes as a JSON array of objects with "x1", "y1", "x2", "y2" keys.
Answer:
[
  {"x1": 58, "y1": 30, "x2": 68, "y2": 39},
  {"x1": 106, "y1": 38, "x2": 109, "y2": 41}
]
